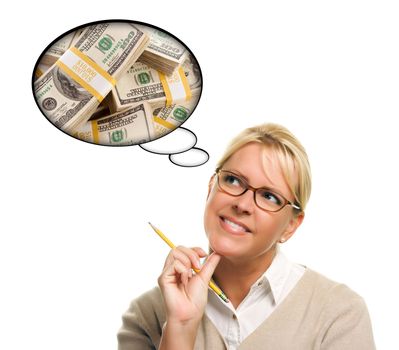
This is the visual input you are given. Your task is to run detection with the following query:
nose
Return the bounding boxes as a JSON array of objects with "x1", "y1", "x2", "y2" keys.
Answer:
[{"x1": 232, "y1": 188, "x2": 255, "y2": 215}]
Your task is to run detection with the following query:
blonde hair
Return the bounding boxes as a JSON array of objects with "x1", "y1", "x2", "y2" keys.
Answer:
[{"x1": 216, "y1": 123, "x2": 312, "y2": 212}]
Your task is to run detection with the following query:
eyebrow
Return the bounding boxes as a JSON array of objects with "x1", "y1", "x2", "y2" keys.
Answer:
[{"x1": 223, "y1": 168, "x2": 249, "y2": 182}]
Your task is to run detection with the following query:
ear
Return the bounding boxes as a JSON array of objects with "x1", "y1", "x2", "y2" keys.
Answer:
[
  {"x1": 279, "y1": 212, "x2": 305, "y2": 243},
  {"x1": 207, "y1": 174, "x2": 216, "y2": 199}
]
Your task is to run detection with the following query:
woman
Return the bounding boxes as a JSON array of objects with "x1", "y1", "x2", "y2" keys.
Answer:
[{"x1": 118, "y1": 123, "x2": 375, "y2": 349}]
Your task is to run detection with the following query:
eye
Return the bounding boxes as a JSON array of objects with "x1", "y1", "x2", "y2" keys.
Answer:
[
  {"x1": 258, "y1": 189, "x2": 282, "y2": 205},
  {"x1": 222, "y1": 173, "x2": 243, "y2": 187}
]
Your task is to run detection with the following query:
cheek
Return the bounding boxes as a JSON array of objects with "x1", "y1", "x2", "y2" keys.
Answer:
[
  {"x1": 203, "y1": 189, "x2": 226, "y2": 235},
  {"x1": 203, "y1": 191, "x2": 216, "y2": 236},
  {"x1": 260, "y1": 212, "x2": 293, "y2": 240},
  {"x1": 205, "y1": 186, "x2": 221, "y2": 212},
  {"x1": 255, "y1": 214, "x2": 287, "y2": 240}
]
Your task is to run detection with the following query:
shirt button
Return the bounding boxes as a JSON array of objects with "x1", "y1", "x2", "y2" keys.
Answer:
[{"x1": 232, "y1": 314, "x2": 237, "y2": 319}]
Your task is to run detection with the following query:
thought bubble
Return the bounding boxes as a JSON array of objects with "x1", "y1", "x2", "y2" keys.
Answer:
[
  {"x1": 139, "y1": 127, "x2": 208, "y2": 167},
  {"x1": 32, "y1": 19, "x2": 208, "y2": 166},
  {"x1": 140, "y1": 127, "x2": 196, "y2": 154},
  {"x1": 169, "y1": 148, "x2": 209, "y2": 167}
]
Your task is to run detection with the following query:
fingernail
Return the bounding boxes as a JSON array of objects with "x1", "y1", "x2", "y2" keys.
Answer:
[{"x1": 195, "y1": 259, "x2": 201, "y2": 269}]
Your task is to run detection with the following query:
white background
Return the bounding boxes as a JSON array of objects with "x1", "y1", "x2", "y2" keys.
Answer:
[{"x1": 1, "y1": 1, "x2": 398, "y2": 349}]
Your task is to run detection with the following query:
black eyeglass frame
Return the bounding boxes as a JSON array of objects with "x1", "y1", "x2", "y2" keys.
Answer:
[{"x1": 215, "y1": 169, "x2": 301, "y2": 213}]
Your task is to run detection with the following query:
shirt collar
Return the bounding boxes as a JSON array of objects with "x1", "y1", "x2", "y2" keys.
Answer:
[
  {"x1": 252, "y1": 247, "x2": 293, "y2": 305},
  {"x1": 208, "y1": 247, "x2": 295, "y2": 308}
]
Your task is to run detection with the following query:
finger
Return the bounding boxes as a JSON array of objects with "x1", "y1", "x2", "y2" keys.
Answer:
[
  {"x1": 163, "y1": 248, "x2": 178, "y2": 269},
  {"x1": 174, "y1": 260, "x2": 192, "y2": 287},
  {"x1": 198, "y1": 253, "x2": 221, "y2": 283},
  {"x1": 162, "y1": 246, "x2": 207, "y2": 271},
  {"x1": 174, "y1": 259, "x2": 189, "y2": 275},
  {"x1": 159, "y1": 259, "x2": 191, "y2": 286},
  {"x1": 175, "y1": 246, "x2": 202, "y2": 270},
  {"x1": 162, "y1": 246, "x2": 195, "y2": 270},
  {"x1": 191, "y1": 247, "x2": 207, "y2": 257},
  {"x1": 170, "y1": 247, "x2": 197, "y2": 271}
]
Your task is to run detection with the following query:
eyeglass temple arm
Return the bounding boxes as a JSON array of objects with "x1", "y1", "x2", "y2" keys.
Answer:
[{"x1": 291, "y1": 203, "x2": 301, "y2": 210}]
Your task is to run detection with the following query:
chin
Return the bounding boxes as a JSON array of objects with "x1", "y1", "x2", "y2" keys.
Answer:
[{"x1": 208, "y1": 234, "x2": 244, "y2": 257}]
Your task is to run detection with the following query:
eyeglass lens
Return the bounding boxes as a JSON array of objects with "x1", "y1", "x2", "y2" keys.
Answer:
[{"x1": 218, "y1": 171, "x2": 286, "y2": 212}]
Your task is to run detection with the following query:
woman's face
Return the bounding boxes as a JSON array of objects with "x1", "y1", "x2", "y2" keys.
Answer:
[{"x1": 204, "y1": 142, "x2": 303, "y2": 262}]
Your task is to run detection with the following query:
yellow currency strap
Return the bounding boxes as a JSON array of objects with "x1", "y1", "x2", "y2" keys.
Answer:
[
  {"x1": 177, "y1": 66, "x2": 192, "y2": 101},
  {"x1": 70, "y1": 47, "x2": 116, "y2": 86},
  {"x1": 90, "y1": 120, "x2": 100, "y2": 144},
  {"x1": 56, "y1": 47, "x2": 116, "y2": 102},
  {"x1": 153, "y1": 116, "x2": 175, "y2": 129},
  {"x1": 158, "y1": 67, "x2": 192, "y2": 107},
  {"x1": 158, "y1": 72, "x2": 173, "y2": 107}
]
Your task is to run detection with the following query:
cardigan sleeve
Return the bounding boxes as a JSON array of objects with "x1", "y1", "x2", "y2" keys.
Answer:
[
  {"x1": 117, "y1": 300, "x2": 155, "y2": 350},
  {"x1": 117, "y1": 288, "x2": 165, "y2": 350},
  {"x1": 320, "y1": 285, "x2": 376, "y2": 350}
]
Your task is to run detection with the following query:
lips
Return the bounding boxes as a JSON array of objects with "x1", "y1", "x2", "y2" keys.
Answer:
[{"x1": 219, "y1": 216, "x2": 251, "y2": 235}]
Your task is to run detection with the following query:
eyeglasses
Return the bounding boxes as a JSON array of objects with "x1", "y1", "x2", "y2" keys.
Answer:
[{"x1": 215, "y1": 169, "x2": 301, "y2": 213}]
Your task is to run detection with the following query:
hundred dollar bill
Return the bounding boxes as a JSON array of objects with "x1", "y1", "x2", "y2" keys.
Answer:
[
  {"x1": 73, "y1": 102, "x2": 155, "y2": 145},
  {"x1": 153, "y1": 97, "x2": 200, "y2": 137},
  {"x1": 34, "y1": 23, "x2": 149, "y2": 133},
  {"x1": 136, "y1": 25, "x2": 188, "y2": 75},
  {"x1": 109, "y1": 54, "x2": 201, "y2": 112}
]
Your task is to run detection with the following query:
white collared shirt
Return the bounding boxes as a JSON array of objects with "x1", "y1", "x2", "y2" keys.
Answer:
[{"x1": 205, "y1": 249, "x2": 306, "y2": 350}]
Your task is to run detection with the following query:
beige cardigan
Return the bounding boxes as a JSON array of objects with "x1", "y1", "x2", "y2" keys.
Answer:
[{"x1": 117, "y1": 269, "x2": 375, "y2": 349}]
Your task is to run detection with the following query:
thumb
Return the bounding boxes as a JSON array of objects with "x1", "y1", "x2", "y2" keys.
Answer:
[{"x1": 198, "y1": 253, "x2": 221, "y2": 283}]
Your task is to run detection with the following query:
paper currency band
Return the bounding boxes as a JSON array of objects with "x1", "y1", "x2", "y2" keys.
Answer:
[
  {"x1": 158, "y1": 67, "x2": 192, "y2": 107},
  {"x1": 153, "y1": 116, "x2": 176, "y2": 129},
  {"x1": 90, "y1": 120, "x2": 100, "y2": 144},
  {"x1": 56, "y1": 47, "x2": 116, "y2": 102}
]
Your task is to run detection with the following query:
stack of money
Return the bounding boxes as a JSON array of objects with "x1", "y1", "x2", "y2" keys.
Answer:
[
  {"x1": 34, "y1": 23, "x2": 149, "y2": 133},
  {"x1": 153, "y1": 98, "x2": 200, "y2": 137},
  {"x1": 136, "y1": 25, "x2": 188, "y2": 76},
  {"x1": 109, "y1": 54, "x2": 201, "y2": 113},
  {"x1": 73, "y1": 101, "x2": 155, "y2": 145},
  {"x1": 40, "y1": 30, "x2": 83, "y2": 66}
]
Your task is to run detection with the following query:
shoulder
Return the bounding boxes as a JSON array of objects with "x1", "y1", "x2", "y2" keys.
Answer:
[
  {"x1": 302, "y1": 268, "x2": 367, "y2": 307},
  {"x1": 301, "y1": 269, "x2": 375, "y2": 349},
  {"x1": 126, "y1": 286, "x2": 165, "y2": 326},
  {"x1": 118, "y1": 287, "x2": 165, "y2": 349},
  {"x1": 285, "y1": 268, "x2": 369, "y2": 320}
]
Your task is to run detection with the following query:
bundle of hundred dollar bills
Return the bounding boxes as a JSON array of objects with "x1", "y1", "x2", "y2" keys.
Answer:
[
  {"x1": 34, "y1": 22, "x2": 202, "y2": 146},
  {"x1": 136, "y1": 24, "x2": 188, "y2": 76}
]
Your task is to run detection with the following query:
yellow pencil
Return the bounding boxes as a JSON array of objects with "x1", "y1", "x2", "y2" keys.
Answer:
[{"x1": 148, "y1": 222, "x2": 229, "y2": 303}]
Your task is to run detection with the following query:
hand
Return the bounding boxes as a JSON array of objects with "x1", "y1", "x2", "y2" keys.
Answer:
[{"x1": 158, "y1": 246, "x2": 221, "y2": 325}]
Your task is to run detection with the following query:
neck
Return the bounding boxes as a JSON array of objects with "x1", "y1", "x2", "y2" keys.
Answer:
[{"x1": 212, "y1": 247, "x2": 277, "y2": 308}]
